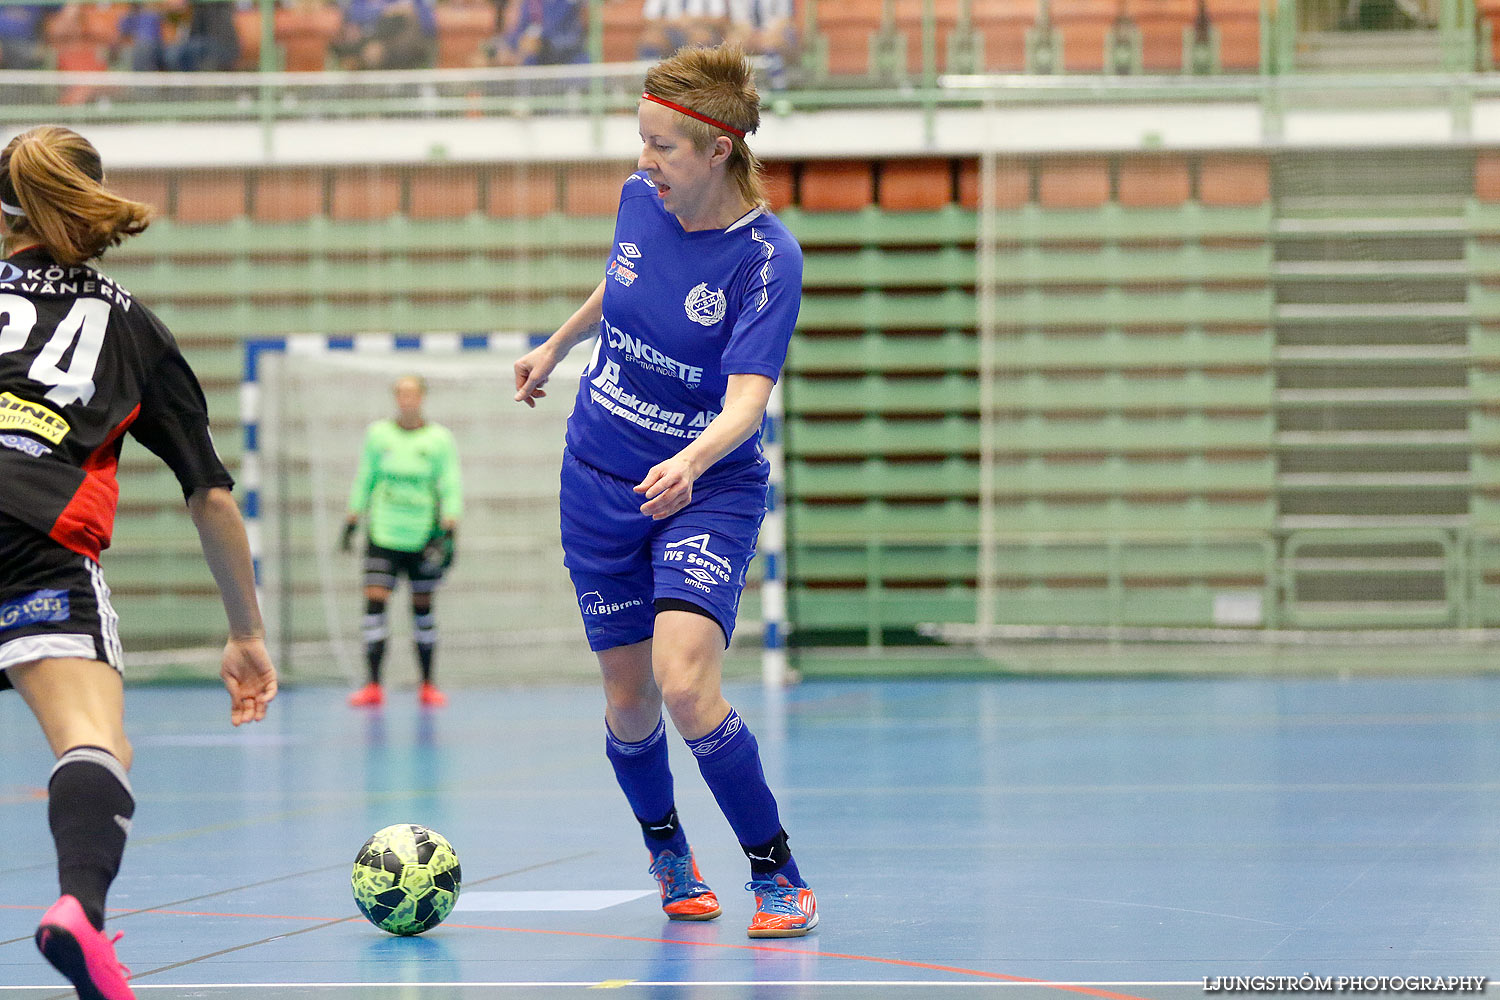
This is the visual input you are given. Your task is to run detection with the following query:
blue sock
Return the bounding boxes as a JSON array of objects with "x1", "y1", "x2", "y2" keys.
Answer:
[
  {"x1": 605, "y1": 717, "x2": 689, "y2": 857},
  {"x1": 687, "y1": 708, "x2": 803, "y2": 886}
]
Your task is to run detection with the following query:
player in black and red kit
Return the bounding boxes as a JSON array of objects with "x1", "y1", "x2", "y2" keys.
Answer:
[{"x1": 0, "y1": 126, "x2": 278, "y2": 1000}]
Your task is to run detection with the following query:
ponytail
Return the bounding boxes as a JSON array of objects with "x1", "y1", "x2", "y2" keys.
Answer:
[{"x1": 0, "y1": 126, "x2": 153, "y2": 265}]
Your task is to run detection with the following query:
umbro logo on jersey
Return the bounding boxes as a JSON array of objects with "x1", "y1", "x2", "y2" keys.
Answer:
[{"x1": 618, "y1": 243, "x2": 641, "y2": 259}]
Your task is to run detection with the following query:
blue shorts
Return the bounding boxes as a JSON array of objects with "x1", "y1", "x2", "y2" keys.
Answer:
[{"x1": 560, "y1": 449, "x2": 767, "y2": 652}]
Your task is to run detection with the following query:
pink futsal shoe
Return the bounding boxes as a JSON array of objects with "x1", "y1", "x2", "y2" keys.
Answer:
[
  {"x1": 34, "y1": 894, "x2": 135, "y2": 1000},
  {"x1": 648, "y1": 848, "x2": 722, "y2": 920},
  {"x1": 746, "y1": 875, "x2": 818, "y2": 938}
]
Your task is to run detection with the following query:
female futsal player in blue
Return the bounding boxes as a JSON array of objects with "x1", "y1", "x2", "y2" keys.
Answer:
[{"x1": 513, "y1": 42, "x2": 815, "y2": 937}]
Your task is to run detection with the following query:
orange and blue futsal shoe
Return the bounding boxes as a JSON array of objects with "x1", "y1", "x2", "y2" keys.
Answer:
[
  {"x1": 34, "y1": 894, "x2": 136, "y2": 1000},
  {"x1": 347, "y1": 682, "x2": 384, "y2": 707},
  {"x1": 647, "y1": 848, "x2": 721, "y2": 920},
  {"x1": 746, "y1": 874, "x2": 818, "y2": 938}
]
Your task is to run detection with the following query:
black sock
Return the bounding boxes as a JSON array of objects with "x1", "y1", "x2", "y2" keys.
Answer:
[
  {"x1": 742, "y1": 828, "x2": 800, "y2": 882},
  {"x1": 413, "y1": 601, "x2": 435, "y2": 683},
  {"x1": 48, "y1": 747, "x2": 134, "y2": 931},
  {"x1": 639, "y1": 806, "x2": 682, "y2": 847},
  {"x1": 363, "y1": 596, "x2": 388, "y2": 684}
]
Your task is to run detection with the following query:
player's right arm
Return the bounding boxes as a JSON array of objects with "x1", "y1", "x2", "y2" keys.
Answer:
[
  {"x1": 187, "y1": 485, "x2": 278, "y2": 726},
  {"x1": 514, "y1": 278, "x2": 606, "y2": 407}
]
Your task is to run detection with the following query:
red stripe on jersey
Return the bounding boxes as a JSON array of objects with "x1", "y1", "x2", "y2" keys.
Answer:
[{"x1": 50, "y1": 403, "x2": 141, "y2": 560}]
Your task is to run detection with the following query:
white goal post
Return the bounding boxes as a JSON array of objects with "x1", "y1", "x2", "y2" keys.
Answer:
[{"x1": 240, "y1": 332, "x2": 787, "y2": 687}]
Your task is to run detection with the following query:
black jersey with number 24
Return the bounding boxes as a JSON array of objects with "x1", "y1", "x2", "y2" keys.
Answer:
[{"x1": 0, "y1": 247, "x2": 231, "y2": 560}]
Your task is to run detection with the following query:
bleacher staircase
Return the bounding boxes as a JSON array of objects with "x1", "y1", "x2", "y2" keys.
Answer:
[{"x1": 1272, "y1": 151, "x2": 1474, "y2": 626}]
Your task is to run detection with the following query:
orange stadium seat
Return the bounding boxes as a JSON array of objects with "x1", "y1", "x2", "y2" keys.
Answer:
[
  {"x1": 253, "y1": 169, "x2": 325, "y2": 222},
  {"x1": 109, "y1": 172, "x2": 170, "y2": 216},
  {"x1": 1125, "y1": 0, "x2": 1194, "y2": 70},
  {"x1": 1038, "y1": 157, "x2": 1110, "y2": 208},
  {"x1": 331, "y1": 168, "x2": 404, "y2": 221},
  {"x1": 234, "y1": 7, "x2": 265, "y2": 70},
  {"x1": 880, "y1": 159, "x2": 952, "y2": 212},
  {"x1": 486, "y1": 165, "x2": 561, "y2": 217},
  {"x1": 273, "y1": 2, "x2": 341, "y2": 72},
  {"x1": 1477, "y1": 153, "x2": 1500, "y2": 202},
  {"x1": 1117, "y1": 155, "x2": 1191, "y2": 207},
  {"x1": 435, "y1": 1, "x2": 497, "y2": 68},
  {"x1": 175, "y1": 171, "x2": 249, "y2": 223},
  {"x1": 1204, "y1": 0, "x2": 1259, "y2": 70},
  {"x1": 601, "y1": 0, "x2": 646, "y2": 63},
  {"x1": 410, "y1": 167, "x2": 483, "y2": 219},
  {"x1": 969, "y1": 0, "x2": 1034, "y2": 71},
  {"x1": 958, "y1": 158, "x2": 1032, "y2": 209},
  {"x1": 762, "y1": 162, "x2": 795, "y2": 213},
  {"x1": 562, "y1": 163, "x2": 634, "y2": 216},
  {"x1": 1481, "y1": 0, "x2": 1500, "y2": 67},
  {"x1": 46, "y1": 3, "x2": 122, "y2": 103},
  {"x1": 1051, "y1": 0, "x2": 1114, "y2": 72},
  {"x1": 1198, "y1": 155, "x2": 1269, "y2": 206},
  {"x1": 814, "y1": 0, "x2": 884, "y2": 76},
  {"x1": 893, "y1": 0, "x2": 959, "y2": 75},
  {"x1": 799, "y1": 161, "x2": 875, "y2": 212}
]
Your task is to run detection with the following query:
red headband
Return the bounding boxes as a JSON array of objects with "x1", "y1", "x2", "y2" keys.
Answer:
[{"x1": 641, "y1": 92, "x2": 746, "y2": 139}]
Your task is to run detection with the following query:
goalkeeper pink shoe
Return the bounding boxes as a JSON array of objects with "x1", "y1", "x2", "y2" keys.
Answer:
[{"x1": 34, "y1": 894, "x2": 135, "y2": 999}]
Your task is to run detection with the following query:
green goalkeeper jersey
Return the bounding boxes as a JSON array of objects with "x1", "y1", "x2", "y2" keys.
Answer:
[{"x1": 347, "y1": 420, "x2": 463, "y2": 553}]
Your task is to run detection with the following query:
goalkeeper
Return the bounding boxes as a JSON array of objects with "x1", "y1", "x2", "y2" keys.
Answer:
[{"x1": 341, "y1": 374, "x2": 462, "y2": 708}]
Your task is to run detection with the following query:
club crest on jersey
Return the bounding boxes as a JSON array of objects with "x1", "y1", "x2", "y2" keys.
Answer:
[
  {"x1": 0, "y1": 392, "x2": 69, "y2": 444},
  {"x1": 684, "y1": 283, "x2": 726, "y2": 327}
]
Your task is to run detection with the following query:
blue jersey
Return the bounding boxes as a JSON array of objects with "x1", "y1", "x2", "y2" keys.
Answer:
[{"x1": 565, "y1": 171, "x2": 803, "y2": 487}]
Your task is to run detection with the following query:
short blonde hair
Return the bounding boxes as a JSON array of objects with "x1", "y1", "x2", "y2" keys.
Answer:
[
  {"x1": 643, "y1": 43, "x2": 766, "y2": 209},
  {"x1": 0, "y1": 125, "x2": 153, "y2": 265}
]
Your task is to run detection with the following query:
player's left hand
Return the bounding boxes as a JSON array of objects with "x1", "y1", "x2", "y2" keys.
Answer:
[
  {"x1": 635, "y1": 456, "x2": 697, "y2": 520},
  {"x1": 220, "y1": 635, "x2": 278, "y2": 726}
]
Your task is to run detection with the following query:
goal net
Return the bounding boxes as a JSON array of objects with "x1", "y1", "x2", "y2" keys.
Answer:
[{"x1": 245, "y1": 332, "x2": 600, "y2": 686}]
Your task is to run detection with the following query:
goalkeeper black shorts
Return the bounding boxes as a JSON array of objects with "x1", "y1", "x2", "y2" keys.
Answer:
[{"x1": 363, "y1": 541, "x2": 444, "y2": 593}]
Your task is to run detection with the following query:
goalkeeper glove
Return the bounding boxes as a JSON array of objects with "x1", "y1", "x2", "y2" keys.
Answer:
[
  {"x1": 340, "y1": 521, "x2": 357, "y2": 553},
  {"x1": 420, "y1": 527, "x2": 456, "y2": 574}
]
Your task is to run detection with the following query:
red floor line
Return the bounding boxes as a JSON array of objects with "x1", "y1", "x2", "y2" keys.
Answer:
[
  {"x1": 444, "y1": 921, "x2": 1154, "y2": 1000},
  {"x1": 7, "y1": 902, "x2": 1152, "y2": 1000}
]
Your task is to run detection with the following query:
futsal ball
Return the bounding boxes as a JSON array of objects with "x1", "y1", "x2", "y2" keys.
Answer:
[{"x1": 351, "y1": 824, "x2": 462, "y2": 935}]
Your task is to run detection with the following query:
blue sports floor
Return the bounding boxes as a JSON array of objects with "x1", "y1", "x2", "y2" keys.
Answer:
[{"x1": 3, "y1": 675, "x2": 1500, "y2": 998}]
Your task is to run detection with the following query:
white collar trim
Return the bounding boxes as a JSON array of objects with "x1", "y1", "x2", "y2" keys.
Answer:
[{"x1": 724, "y1": 207, "x2": 764, "y2": 233}]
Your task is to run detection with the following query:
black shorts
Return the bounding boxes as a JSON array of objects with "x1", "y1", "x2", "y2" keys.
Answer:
[
  {"x1": 363, "y1": 541, "x2": 443, "y2": 594},
  {"x1": 0, "y1": 512, "x2": 122, "y2": 692}
]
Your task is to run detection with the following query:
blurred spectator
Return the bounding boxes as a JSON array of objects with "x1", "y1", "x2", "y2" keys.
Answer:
[
  {"x1": 0, "y1": 4, "x2": 48, "y2": 69},
  {"x1": 115, "y1": 3, "x2": 166, "y2": 70},
  {"x1": 726, "y1": 0, "x2": 792, "y2": 85},
  {"x1": 162, "y1": 0, "x2": 241, "y2": 70},
  {"x1": 331, "y1": 0, "x2": 436, "y2": 69},
  {"x1": 482, "y1": 0, "x2": 584, "y2": 65},
  {"x1": 638, "y1": 0, "x2": 725, "y2": 58}
]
